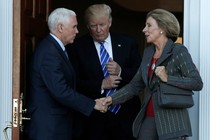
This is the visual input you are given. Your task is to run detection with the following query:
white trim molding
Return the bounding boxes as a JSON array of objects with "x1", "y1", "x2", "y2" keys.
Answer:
[
  {"x1": 0, "y1": 0, "x2": 13, "y2": 140},
  {"x1": 184, "y1": 0, "x2": 210, "y2": 139},
  {"x1": 198, "y1": 0, "x2": 210, "y2": 139}
]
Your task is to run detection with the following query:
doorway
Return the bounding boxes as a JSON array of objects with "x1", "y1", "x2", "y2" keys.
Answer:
[{"x1": 11, "y1": 1, "x2": 183, "y2": 140}]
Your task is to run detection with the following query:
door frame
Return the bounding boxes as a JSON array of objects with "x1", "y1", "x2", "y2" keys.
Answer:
[
  {"x1": 12, "y1": 0, "x2": 52, "y2": 139},
  {"x1": 12, "y1": 0, "x2": 21, "y2": 139}
]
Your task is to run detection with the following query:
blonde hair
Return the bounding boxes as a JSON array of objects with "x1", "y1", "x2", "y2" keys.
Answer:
[
  {"x1": 84, "y1": 4, "x2": 112, "y2": 25},
  {"x1": 147, "y1": 9, "x2": 180, "y2": 41}
]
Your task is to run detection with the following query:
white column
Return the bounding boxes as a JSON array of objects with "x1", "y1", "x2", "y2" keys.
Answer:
[
  {"x1": 0, "y1": 0, "x2": 13, "y2": 140},
  {"x1": 184, "y1": 0, "x2": 210, "y2": 140},
  {"x1": 198, "y1": 0, "x2": 210, "y2": 139},
  {"x1": 183, "y1": 1, "x2": 200, "y2": 140}
]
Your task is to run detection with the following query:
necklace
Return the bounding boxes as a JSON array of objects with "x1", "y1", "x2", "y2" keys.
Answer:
[
  {"x1": 152, "y1": 63, "x2": 156, "y2": 70},
  {"x1": 151, "y1": 58, "x2": 158, "y2": 70}
]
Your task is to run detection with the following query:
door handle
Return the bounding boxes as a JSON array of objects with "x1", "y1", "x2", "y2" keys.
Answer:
[
  {"x1": 20, "y1": 93, "x2": 30, "y2": 132},
  {"x1": 3, "y1": 122, "x2": 12, "y2": 140}
]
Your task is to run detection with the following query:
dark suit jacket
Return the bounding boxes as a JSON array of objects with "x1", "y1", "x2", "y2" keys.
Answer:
[
  {"x1": 26, "y1": 34, "x2": 95, "y2": 140},
  {"x1": 67, "y1": 33, "x2": 142, "y2": 139},
  {"x1": 111, "y1": 39, "x2": 203, "y2": 140},
  {"x1": 67, "y1": 33, "x2": 141, "y2": 99}
]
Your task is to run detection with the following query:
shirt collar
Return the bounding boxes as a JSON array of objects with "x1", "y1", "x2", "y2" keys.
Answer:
[{"x1": 50, "y1": 33, "x2": 65, "y2": 51}]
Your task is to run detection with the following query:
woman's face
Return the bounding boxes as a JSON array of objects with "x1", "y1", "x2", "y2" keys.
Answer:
[{"x1": 142, "y1": 16, "x2": 163, "y2": 44}]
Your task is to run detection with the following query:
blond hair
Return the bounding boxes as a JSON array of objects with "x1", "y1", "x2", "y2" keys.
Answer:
[
  {"x1": 147, "y1": 9, "x2": 180, "y2": 41},
  {"x1": 84, "y1": 4, "x2": 112, "y2": 25}
]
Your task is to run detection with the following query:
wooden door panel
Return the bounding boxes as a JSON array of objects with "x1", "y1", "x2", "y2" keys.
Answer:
[{"x1": 12, "y1": 0, "x2": 51, "y2": 140}]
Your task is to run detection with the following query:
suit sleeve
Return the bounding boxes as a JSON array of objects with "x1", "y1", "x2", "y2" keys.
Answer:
[
  {"x1": 67, "y1": 44, "x2": 104, "y2": 98},
  {"x1": 111, "y1": 66, "x2": 146, "y2": 104},
  {"x1": 117, "y1": 37, "x2": 142, "y2": 86},
  {"x1": 166, "y1": 46, "x2": 203, "y2": 91},
  {"x1": 40, "y1": 47, "x2": 95, "y2": 116}
]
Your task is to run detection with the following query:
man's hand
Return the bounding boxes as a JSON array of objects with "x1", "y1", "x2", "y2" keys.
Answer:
[
  {"x1": 100, "y1": 96, "x2": 112, "y2": 106},
  {"x1": 94, "y1": 99, "x2": 108, "y2": 113},
  {"x1": 94, "y1": 96, "x2": 112, "y2": 113},
  {"x1": 106, "y1": 58, "x2": 121, "y2": 76},
  {"x1": 102, "y1": 75, "x2": 122, "y2": 89}
]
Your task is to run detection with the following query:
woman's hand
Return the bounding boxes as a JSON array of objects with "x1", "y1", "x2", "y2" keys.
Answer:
[{"x1": 155, "y1": 66, "x2": 168, "y2": 82}]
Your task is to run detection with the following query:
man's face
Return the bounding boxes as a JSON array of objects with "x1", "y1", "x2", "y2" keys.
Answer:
[
  {"x1": 87, "y1": 16, "x2": 112, "y2": 42},
  {"x1": 61, "y1": 16, "x2": 79, "y2": 45}
]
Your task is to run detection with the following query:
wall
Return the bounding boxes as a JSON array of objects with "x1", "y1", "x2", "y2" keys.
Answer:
[
  {"x1": 184, "y1": 0, "x2": 210, "y2": 139},
  {"x1": 0, "y1": 0, "x2": 13, "y2": 140}
]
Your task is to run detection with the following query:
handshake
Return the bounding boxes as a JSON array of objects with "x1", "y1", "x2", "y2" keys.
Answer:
[{"x1": 94, "y1": 96, "x2": 112, "y2": 113}]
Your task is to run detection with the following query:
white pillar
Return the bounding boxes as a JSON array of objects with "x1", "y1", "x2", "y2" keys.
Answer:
[
  {"x1": 0, "y1": 0, "x2": 13, "y2": 140},
  {"x1": 198, "y1": 0, "x2": 210, "y2": 139},
  {"x1": 183, "y1": 0, "x2": 200, "y2": 140},
  {"x1": 184, "y1": 0, "x2": 210, "y2": 139}
]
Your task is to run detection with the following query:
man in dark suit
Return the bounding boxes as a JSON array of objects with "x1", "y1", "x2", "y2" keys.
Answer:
[
  {"x1": 25, "y1": 8, "x2": 107, "y2": 140},
  {"x1": 67, "y1": 4, "x2": 142, "y2": 140}
]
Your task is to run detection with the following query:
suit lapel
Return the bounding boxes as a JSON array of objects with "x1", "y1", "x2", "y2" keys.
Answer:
[
  {"x1": 85, "y1": 37, "x2": 105, "y2": 77},
  {"x1": 148, "y1": 39, "x2": 174, "y2": 89},
  {"x1": 47, "y1": 35, "x2": 75, "y2": 76},
  {"x1": 110, "y1": 34, "x2": 123, "y2": 62},
  {"x1": 155, "y1": 46, "x2": 173, "y2": 67},
  {"x1": 48, "y1": 35, "x2": 69, "y2": 62},
  {"x1": 144, "y1": 46, "x2": 155, "y2": 86}
]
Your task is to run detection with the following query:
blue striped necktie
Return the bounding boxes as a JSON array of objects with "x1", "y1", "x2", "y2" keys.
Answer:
[{"x1": 99, "y1": 42, "x2": 121, "y2": 114}]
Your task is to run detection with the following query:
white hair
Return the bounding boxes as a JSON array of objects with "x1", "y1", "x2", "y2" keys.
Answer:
[{"x1": 48, "y1": 8, "x2": 76, "y2": 32}]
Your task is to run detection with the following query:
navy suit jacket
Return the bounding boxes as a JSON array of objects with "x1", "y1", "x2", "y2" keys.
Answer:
[
  {"x1": 26, "y1": 34, "x2": 95, "y2": 140},
  {"x1": 66, "y1": 33, "x2": 142, "y2": 138},
  {"x1": 67, "y1": 33, "x2": 141, "y2": 99}
]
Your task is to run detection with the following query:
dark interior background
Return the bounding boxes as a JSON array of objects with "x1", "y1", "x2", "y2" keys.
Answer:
[
  {"x1": 21, "y1": 2, "x2": 183, "y2": 138},
  {"x1": 52, "y1": 0, "x2": 183, "y2": 55}
]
